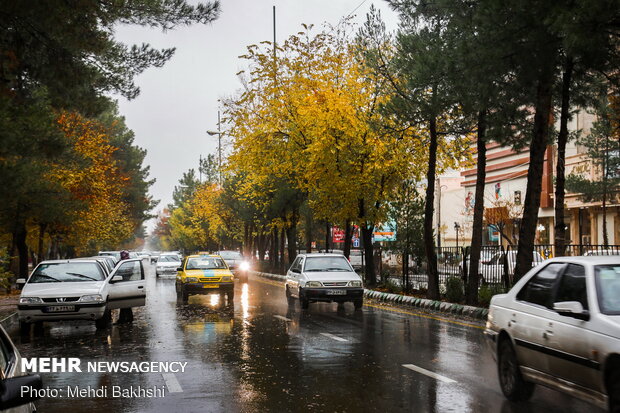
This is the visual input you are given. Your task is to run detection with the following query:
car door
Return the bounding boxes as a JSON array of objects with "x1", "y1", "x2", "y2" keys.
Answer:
[
  {"x1": 286, "y1": 257, "x2": 303, "y2": 297},
  {"x1": 546, "y1": 263, "x2": 601, "y2": 391},
  {"x1": 107, "y1": 259, "x2": 146, "y2": 309},
  {"x1": 511, "y1": 262, "x2": 566, "y2": 375}
]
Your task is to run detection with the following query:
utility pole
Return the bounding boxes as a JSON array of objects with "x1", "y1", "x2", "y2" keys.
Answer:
[
  {"x1": 273, "y1": 6, "x2": 276, "y2": 61},
  {"x1": 217, "y1": 110, "x2": 221, "y2": 184},
  {"x1": 199, "y1": 154, "x2": 202, "y2": 183}
]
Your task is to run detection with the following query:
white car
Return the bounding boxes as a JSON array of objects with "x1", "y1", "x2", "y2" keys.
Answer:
[
  {"x1": 485, "y1": 256, "x2": 620, "y2": 411},
  {"x1": 0, "y1": 323, "x2": 42, "y2": 412},
  {"x1": 478, "y1": 250, "x2": 544, "y2": 284},
  {"x1": 156, "y1": 254, "x2": 182, "y2": 276},
  {"x1": 285, "y1": 253, "x2": 364, "y2": 309},
  {"x1": 17, "y1": 258, "x2": 146, "y2": 331}
]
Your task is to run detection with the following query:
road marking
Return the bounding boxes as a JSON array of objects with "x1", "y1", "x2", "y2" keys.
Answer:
[
  {"x1": 162, "y1": 373, "x2": 183, "y2": 393},
  {"x1": 320, "y1": 332, "x2": 348, "y2": 342},
  {"x1": 364, "y1": 302, "x2": 484, "y2": 330},
  {"x1": 255, "y1": 278, "x2": 284, "y2": 288},
  {"x1": 243, "y1": 320, "x2": 252, "y2": 326},
  {"x1": 402, "y1": 364, "x2": 457, "y2": 383},
  {"x1": 273, "y1": 315, "x2": 292, "y2": 322}
]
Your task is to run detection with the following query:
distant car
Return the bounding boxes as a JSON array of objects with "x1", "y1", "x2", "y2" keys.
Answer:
[
  {"x1": 175, "y1": 254, "x2": 234, "y2": 303},
  {"x1": 217, "y1": 251, "x2": 248, "y2": 271},
  {"x1": 348, "y1": 249, "x2": 364, "y2": 270},
  {"x1": 98, "y1": 251, "x2": 121, "y2": 264},
  {"x1": 285, "y1": 253, "x2": 364, "y2": 310},
  {"x1": 478, "y1": 250, "x2": 544, "y2": 284},
  {"x1": 584, "y1": 249, "x2": 620, "y2": 256},
  {"x1": 78, "y1": 256, "x2": 115, "y2": 274},
  {"x1": 17, "y1": 258, "x2": 146, "y2": 331},
  {"x1": 485, "y1": 256, "x2": 620, "y2": 411},
  {"x1": 156, "y1": 254, "x2": 182, "y2": 277},
  {"x1": 0, "y1": 323, "x2": 42, "y2": 412}
]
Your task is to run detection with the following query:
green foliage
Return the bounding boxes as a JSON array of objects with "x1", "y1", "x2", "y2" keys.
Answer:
[
  {"x1": 445, "y1": 276, "x2": 464, "y2": 303},
  {"x1": 0, "y1": 249, "x2": 12, "y2": 290},
  {"x1": 478, "y1": 284, "x2": 507, "y2": 308}
]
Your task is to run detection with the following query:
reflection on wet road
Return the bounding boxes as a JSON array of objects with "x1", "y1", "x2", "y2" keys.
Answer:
[{"x1": 11, "y1": 264, "x2": 602, "y2": 412}]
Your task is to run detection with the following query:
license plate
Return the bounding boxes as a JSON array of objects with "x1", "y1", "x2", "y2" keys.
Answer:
[
  {"x1": 203, "y1": 284, "x2": 218, "y2": 289},
  {"x1": 46, "y1": 305, "x2": 75, "y2": 312},
  {"x1": 325, "y1": 289, "x2": 346, "y2": 295}
]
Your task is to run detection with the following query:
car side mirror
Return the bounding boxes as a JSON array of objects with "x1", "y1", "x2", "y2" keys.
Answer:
[
  {"x1": 176, "y1": 267, "x2": 183, "y2": 272},
  {"x1": 110, "y1": 275, "x2": 123, "y2": 283},
  {"x1": 291, "y1": 268, "x2": 300, "y2": 274},
  {"x1": 553, "y1": 301, "x2": 590, "y2": 321},
  {"x1": 0, "y1": 374, "x2": 43, "y2": 410},
  {"x1": 16, "y1": 279, "x2": 26, "y2": 290}
]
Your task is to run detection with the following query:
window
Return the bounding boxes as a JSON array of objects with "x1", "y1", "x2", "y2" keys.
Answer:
[
  {"x1": 116, "y1": 261, "x2": 142, "y2": 281},
  {"x1": 595, "y1": 265, "x2": 620, "y2": 315},
  {"x1": 185, "y1": 257, "x2": 226, "y2": 270},
  {"x1": 555, "y1": 264, "x2": 588, "y2": 310},
  {"x1": 516, "y1": 263, "x2": 565, "y2": 308},
  {"x1": 304, "y1": 256, "x2": 353, "y2": 272},
  {"x1": 29, "y1": 262, "x2": 106, "y2": 283},
  {"x1": 290, "y1": 257, "x2": 302, "y2": 272}
]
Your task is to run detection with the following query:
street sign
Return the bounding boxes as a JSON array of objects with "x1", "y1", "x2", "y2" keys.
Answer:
[{"x1": 353, "y1": 238, "x2": 360, "y2": 248}]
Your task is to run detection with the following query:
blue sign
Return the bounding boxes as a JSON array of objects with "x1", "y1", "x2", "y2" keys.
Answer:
[{"x1": 353, "y1": 238, "x2": 360, "y2": 248}]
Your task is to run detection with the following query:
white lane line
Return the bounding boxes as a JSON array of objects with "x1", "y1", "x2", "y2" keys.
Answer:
[
  {"x1": 243, "y1": 320, "x2": 252, "y2": 326},
  {"x1": 273, "y1": 315, "x2": 292, "y2": 322},
  {"x1": 320, "y1": 332, "x2": 349, "y2": 342},
  {"x1": 162, "y1": 373, "x2": 183, "y2": 393},
  {"x1": 402, "y1": 364, "x2": 457, "y2": 384}
]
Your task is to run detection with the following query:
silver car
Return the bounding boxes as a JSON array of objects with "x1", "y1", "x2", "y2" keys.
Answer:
[{"x1": 485, "y1": 256, "x2": 620, "y2": 411}]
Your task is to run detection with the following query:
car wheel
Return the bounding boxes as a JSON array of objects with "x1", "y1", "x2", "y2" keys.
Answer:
[
  {"x1": 354, "y1": 299, "x2": 363, "y2": 310},
  {"x1": 182, "y1": 287, "x2": 189, "y2": 303},
  {"x1": 498, "y1": 338, "x2": 535, "y2": 401},
  {"x1": 226, "y1": 290, "x2": 234, "y2": 304},
  {"x1": 608, "y1": 366, "x2": 620, "y2": 413},
  {"x1": 19, "y1": 321, "x2": 30, "y2": 336},
  {"x1": 95, "y1": 309, "x2": 112, "y2": 329},
  {"x1": 301, "y1": 297, "x2": 309, "y2": 309}
]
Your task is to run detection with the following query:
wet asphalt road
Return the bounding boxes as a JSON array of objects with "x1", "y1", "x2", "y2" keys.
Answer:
[{"x1": 11, "y1": 263, "x2": 602, "y2": 413}]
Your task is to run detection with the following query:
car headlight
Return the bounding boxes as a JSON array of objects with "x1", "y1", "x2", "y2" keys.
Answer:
[
  {"x1": 19, "y1": 297, "x2": 42, "y2": 304},
  {"x1": 348, "y1": 280, "x2": 363, "y2": 288},
  {"x1": 79, "y1": 294, "x2": 104, "y2": 303},
  {"x1": 185, "y1": 277, "x2": 198, "y2": 283},
  {"x1": 239, "y1": 261, "x2": 250, "y2": 271},
  {"x1": 306, "y1": 281, "x2": 323, "y2": 288},
  {"x1": 221, "y1": 276, "x2": 232, "y2": 282}
]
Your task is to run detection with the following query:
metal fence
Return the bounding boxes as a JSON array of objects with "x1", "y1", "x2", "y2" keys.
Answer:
[{"x1": 433, "y1": 244, "x2": 620, "y2": 289}]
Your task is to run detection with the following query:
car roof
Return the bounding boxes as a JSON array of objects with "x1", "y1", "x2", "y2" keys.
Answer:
[
  {"x1": 187, "y1": 254, "x2": 221, "y2": 258},
  {"x1": 298, "y1": 253, "x2": 347, "y2": 258},
  {"x1": 38, "y1": 259, "x2": 101, "y2": 264},
  {"x1": 543, "y1": 256, "x2": 620, "y2": 266}
]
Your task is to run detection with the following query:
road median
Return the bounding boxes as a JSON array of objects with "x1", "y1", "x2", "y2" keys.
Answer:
[{"x1": 251, "y1": 270, "x2": 489, "y2": 321}]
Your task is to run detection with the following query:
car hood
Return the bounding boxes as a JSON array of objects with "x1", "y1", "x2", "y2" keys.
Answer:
[
  {"x1": 21, "y1": 281, "x2": 105, "y2": 298},
  {"x1": 184, "y1": 269, "x2": 232, "y2": 277},
  {"x1": 301, "y1": 271, "x2": 361, "y2": 282}
]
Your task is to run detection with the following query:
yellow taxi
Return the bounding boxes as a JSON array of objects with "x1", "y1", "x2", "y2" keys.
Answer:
[{"x1": 175, "y1": 254, "x2": 234, "y2": 303}]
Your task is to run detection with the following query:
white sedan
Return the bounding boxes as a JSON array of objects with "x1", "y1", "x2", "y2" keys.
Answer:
[
  {"x1": 484, "y1": 256, "x2": 620, "y2": 411},
  {"x1": 17, "y1": 258, "x2": 146, "y2": 331}
]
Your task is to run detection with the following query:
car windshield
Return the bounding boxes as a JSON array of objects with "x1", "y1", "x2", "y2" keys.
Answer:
[
  {"x1": 29, "y1": 262, "x2": 105, "y2": 283},
  {"x1": 186, "y1": 257, "x2": 227, "y2": 270},
  {"x1": 304, "y1": 256, "x2": 353, "y2": 272},
  {"x1": 219, "y1": 251, "x2": 242, "y2": 259},
  {"x1": 159, "y1": 255, "x2": 180, "y2": 263},
  {"x1": 595, "y1": 265, "x2": 620, "y2": 315}
]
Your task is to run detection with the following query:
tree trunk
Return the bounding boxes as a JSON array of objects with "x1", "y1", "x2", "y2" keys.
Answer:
[
  {"x1": 554, "y1": 58, "x2": 573, "y2": 257},
  {"x1": 286, "y1": 211, "x2": 298, "y2": 267},
  {"x1": 243, "y1": 221, "x2": 250, "y2": 258},
  {"x1": 305, "y1": 212, "x2": 312, "y2": 253},
  {"x1": 343, "y1": 219, "x2": 352, "y2": 259},
  {"x1": 280, "y1": 227, "x2": 286, "y2": 272},
  {"x1": 361, "y1": 223, "x2": 376, "y2": 286},
  {"x1": 37, "y1": 223, "x2": 47, "y2": 265},
  {"x1": 270, "y1": 228, "x2": 278, "y2": 270},
  {"x1": 514, "y1": 70, "x2": 554, "y2": 282},
  {"x1": 325, "y1": 222, "x2": 330, "y2": 252},
  {"x1": 466, "y1": 110, "x2": 487, "y2": 305},
  {"x1": 602, "y1": 137, "x2": 609, "y2": 247},
  {"x1": 258, "y1": 230, "x2": 267, "y2": 264},
  {"x1": 14, "y1": 222, "x2": 28, "y2": 280},
  {"x1": 424, "y1": 117, "x2": 440, "y2": 299}
]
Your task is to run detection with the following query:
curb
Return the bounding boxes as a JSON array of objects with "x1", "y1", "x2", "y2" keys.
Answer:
[{"x1": 252, "y1": 271, "x2": 489, "y2": 321}]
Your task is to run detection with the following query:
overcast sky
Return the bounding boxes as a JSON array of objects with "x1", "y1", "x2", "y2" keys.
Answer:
[{"x1": 113, "y1": 1, "x2": 399, "y2": 232}]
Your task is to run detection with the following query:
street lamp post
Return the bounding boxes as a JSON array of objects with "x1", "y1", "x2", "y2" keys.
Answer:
[
  {"x1": 454, "y1": 222, "x2": 460, "y2": 249},
  {"x1": 206, "y1": 110, "x2": 222, "y2": 184}
]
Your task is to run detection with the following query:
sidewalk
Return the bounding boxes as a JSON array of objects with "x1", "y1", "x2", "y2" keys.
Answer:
[
  {"x1": 0, "y1": 293, "x2": 19, "y2": 330},
  {"x1": 252, "y1": 271, "x2": 489, "y2": 321}
]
